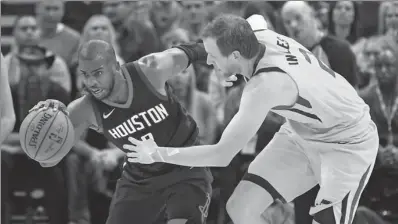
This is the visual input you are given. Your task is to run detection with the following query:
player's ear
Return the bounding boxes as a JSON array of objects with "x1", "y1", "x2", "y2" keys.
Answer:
[{"x1": 231, "y1": 51, "x2": 241, "y2": 60}]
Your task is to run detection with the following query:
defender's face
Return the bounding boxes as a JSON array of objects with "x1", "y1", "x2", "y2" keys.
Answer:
[
  {"x1": 78, "y1": 57, "x2": 115, "y2": 100},
  {"x1": 203, "y1": 37, "x2": 236, "y2": 78}
]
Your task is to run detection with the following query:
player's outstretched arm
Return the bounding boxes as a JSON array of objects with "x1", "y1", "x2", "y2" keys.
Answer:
[
  {"x1": 0, "y1": 52, "x2": 16, "y2": 145},
  {"x1": 125, "y1": 72, "x2": 298, "y2": 167},
  {"x1": 137, "y1": 41, "x2": 207, "y2": 90}
]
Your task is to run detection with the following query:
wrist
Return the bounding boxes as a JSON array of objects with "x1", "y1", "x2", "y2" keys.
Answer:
[{"x1": 151, "y1": 147, "x2": 165, "y2": 163}]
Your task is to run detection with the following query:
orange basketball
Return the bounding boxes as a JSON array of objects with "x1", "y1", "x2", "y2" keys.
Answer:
[{"x1": 19, "y1": 108, "x2": 75, "y2": 163}]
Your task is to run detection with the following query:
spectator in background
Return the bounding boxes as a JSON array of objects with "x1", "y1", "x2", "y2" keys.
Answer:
[
  {"x1": 150, "y1": 1, "x2": 183, "y2": 49},
  {"x1": 62, "y1": 1, "x2": 103, "y2": 33},
  {"x1": 4, "y1": 16, "x2": 71, "y2": 94},
  {"x1": 180, "y1": 1, "x2": 209, "y2": 40},
  {"x1": 355, "y1": 36, "x2": 380, "y2": 89},
  {"x1": 242, "y1": 1, "x2": 277, "y2": 31},
  {"x1": 328, "y1": 1, "x2": 361, "y2": 45},
  {"x1": 103, "y1": 1, "x2": 160, "y2": 62},
  {"x1": 359, "y1": 36, "x2": 398, "y2": 222},
  {"x1": 36, "y1": 0, "x2": 80, "y2": 69},
  {"x1": 380, "y1": 2, "x2": 398, "y2": 49},
  {"x1": 1, "y1": 15, "x2": 71, "y2": 224},
  {"x1": 281, "y1": 1, "x2": 358, "y2": 87}
]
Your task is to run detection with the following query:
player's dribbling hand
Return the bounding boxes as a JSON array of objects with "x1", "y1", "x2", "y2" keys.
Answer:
[
  {"x1": 29, "y1": 99, "x2": 68, "y2": 115},
  {"x1": 123, "y1": 137, "x2": 158, "y2": 164}
]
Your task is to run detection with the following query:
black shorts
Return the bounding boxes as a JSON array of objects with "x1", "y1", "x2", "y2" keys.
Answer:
[{"x1": 106, "y1": 170, "x2": 212, "y2": 224}]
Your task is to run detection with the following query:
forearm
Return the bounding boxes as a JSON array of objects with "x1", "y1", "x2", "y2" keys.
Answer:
[
  {"x1": 73, "y1": 140, "x2": 99, "y2": 158},
  {"x1": 153, "y1": 144, "x2": 234, "y2": 167},
  {"x1": 0, "y1": 116, "x2": 16, "y2": 145}
]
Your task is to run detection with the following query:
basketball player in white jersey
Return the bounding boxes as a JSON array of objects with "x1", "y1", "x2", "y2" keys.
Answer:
[
  {"x1": 0, "y1": 52, "x2": 16, "y2": 145},
  {"x1": 125, "y1": 14, "x2": 379, "y2": 224}
]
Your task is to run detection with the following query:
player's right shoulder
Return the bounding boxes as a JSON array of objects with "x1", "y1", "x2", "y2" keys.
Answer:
[{"x1": 67, "y1": 95, "x2": 95, "y2": 120}]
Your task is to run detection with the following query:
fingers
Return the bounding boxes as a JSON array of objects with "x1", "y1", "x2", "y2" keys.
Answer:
[
  {"x1": 128, "y1": 137, "x2": 143, "y2": 146},
  {"x1": 123, "y1": 144, "x2": 136, "y2": 151},
  {"x1": 222, "y1": 75, "x2": 238, "y2": 87}
]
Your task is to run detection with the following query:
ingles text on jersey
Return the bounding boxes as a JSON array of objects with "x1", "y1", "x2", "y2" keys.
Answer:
[{"x1": 108, "y1": 103, "x2": 169, "y2": 139}]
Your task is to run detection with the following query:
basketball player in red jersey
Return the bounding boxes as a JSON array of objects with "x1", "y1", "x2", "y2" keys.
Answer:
[
  {"x1": 126, "y1": 15, "x2": 379, "y2": 224},
  {"x1": 30, "y1": 39, "x2": 212, "y2": 224},
  {"x1": 0, "y1": 52, "x2": 16, "y2": 145}
]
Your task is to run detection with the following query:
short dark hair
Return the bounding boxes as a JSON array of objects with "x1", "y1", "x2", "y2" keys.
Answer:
[
  {"x1": 78, "y1": 39, "x2": 116, "y2": 64},
  {"x1": 202, "y1": 14, "x2": 259, "y2": 59}
]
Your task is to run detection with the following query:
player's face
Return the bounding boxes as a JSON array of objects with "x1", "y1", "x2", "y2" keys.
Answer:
[
  {"x1": 14, "y1": 17, "x2": 41, "y2": 46},
  {"x1": 385, "y1": 5, "x2": 398, "y2": 32},
  {"x1": 203, "y1": 37, "x2": 238, "y2": 78},
  {"x1": 332, "y1": 1, "x2": 355, "y2": 26},
  {"x1": 86, "y1": 18, "x2": 112, "y2": 43},
  {"x1": 78, "y1": 57, "x2": 115, "y2": 100},
  {"x1": 374, "y1": 50, "x2": 397, "y2": 85},
  {"x1": 282, "y1": 8, "x2": 315, "y2": 44}
]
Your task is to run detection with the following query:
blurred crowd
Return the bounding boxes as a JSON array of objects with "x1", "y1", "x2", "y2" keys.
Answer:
[{"x1": 1, "y1": 1, "x2": 398, "y2": 224}]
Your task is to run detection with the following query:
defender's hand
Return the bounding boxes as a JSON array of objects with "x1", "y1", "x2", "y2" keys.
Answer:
[{"x1": 123, "y1": 137, "x2": 158, "y2": 164}]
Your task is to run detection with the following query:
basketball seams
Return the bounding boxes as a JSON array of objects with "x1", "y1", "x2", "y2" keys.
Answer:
[
  {"x1": 23, "y1": 111, "x2": 45, "y2": 158},
  {"x1": 33, "y1": 110, "x2": 59, "y2": 159},
  {"x1": 44, "y1": 112, "x2": 70, "y2": 162}
]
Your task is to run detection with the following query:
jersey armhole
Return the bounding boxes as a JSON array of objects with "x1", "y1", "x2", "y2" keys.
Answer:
[
  {"x1": 254, "y1": 66, "x2": 299, "y2": 110},
  {"x1": 130, "y1": 61, "x2": 169, "y2": 100}
]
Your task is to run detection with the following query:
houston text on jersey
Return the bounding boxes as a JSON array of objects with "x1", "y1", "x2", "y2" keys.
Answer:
[{"x1": 108, "y1": 103, "x2": 169, "y2": 139}]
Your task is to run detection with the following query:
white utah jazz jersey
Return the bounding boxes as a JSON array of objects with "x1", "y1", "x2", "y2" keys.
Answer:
[{"x1": 253, "y1": 29, "x2": 371, "y2": 141}]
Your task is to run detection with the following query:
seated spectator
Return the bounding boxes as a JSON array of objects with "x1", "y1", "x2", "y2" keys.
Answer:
[
  {"x1": 36, "y1": 0, "x2": 80, "y2": 69},
  {"x1": 103, "y1": 1, "x2": 160, "y2": 62},
  {"x1": 2, "y1": 15, "x2": 71, "y2": 224},
  {"x1": 180, "y1": 1, "x2": 209, "y2": 40},
  {"x1": 359, "y1": 36, "x2": 398, "y2": 221},
  {"x1": 328, "y1": 1, "x2": 362, "y2": 45},
  {"x1": 150, "y1": 1, "x2": 183, "y2": 44},
  {"x1": 281, "y1": 1, "x2": 358, "y2": 87},
  {"x1": 4, "y1": 16, "x2": 71, "y2": 96}
]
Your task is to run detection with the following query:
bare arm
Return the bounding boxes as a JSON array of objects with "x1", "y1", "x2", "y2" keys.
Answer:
[
  {"x1": 66, "y1": 96, "x2": 103, "y2": 158},
  {"x1": 0, "y1": 53, "x2": 16, "y2": 145},
  {"x1": 152, "y1": 72, "x2": 298, "y2": 167},
  {"x1": 137, "y1": 48, "x2": 190, "y2": 91}
]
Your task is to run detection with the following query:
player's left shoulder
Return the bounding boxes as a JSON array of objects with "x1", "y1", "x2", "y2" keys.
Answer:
[{"x1": 248, "y1": 70, "x2": 296, "y2": 94}]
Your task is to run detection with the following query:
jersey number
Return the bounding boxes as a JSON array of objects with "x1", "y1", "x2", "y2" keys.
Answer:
[
  {"x1": 298, "y1": 48, "x2": 335, "y2": 78},
  {"x1": 141, "y1": 133, "x2": 154, "y2": 141}
]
